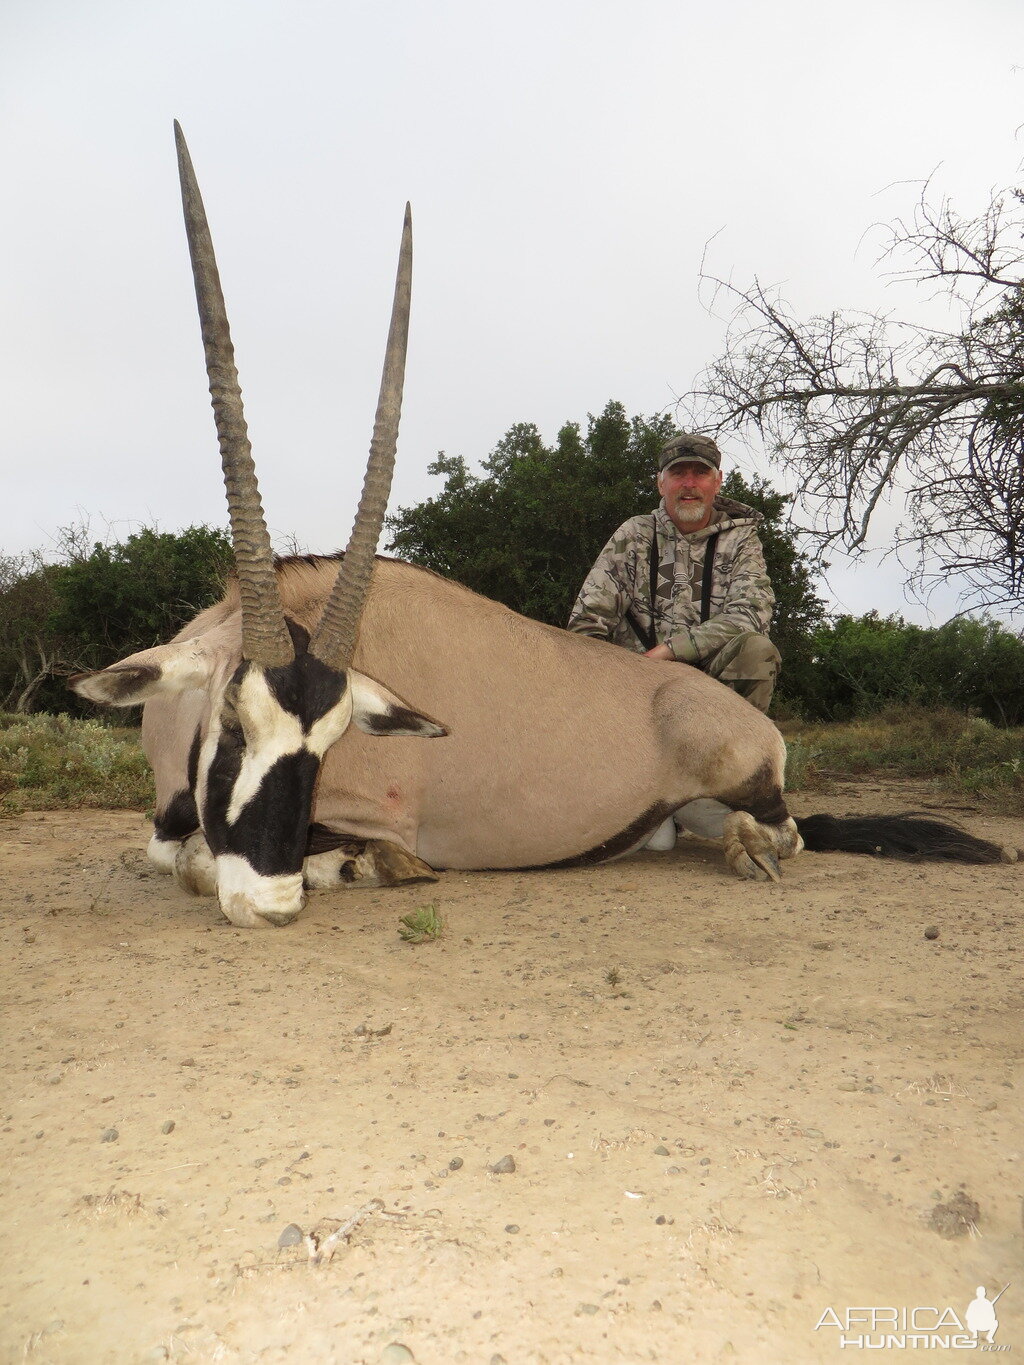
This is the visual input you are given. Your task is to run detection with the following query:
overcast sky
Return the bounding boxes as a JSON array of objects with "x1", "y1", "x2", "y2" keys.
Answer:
[{"x1": 3, "y1": 0, "x2": 1022, "y2": 624}]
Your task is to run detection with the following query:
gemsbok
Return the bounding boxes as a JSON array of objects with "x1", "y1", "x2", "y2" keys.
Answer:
[{"x1": 71, "y1": 125, "x2": 1014, "y2": 926}]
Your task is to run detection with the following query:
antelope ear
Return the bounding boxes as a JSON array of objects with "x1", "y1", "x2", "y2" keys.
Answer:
[
  {"x1": 348, "y1": 671, "x2": 448, "y2": 738},
  {"x1": 69, "y1": 640, "x2": 220, "y2": 707}
]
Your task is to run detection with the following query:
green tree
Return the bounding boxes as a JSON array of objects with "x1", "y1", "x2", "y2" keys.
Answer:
[
  {"x1": 387, "y1": 402, "x2": 676, "y2": 625},
  {"x1": 0, "y1": 524, "x2": 233, "y2": 715},
  {"x1": 386, "y1": 401, "x2": 827, "y2": 682},
  {"x1": 50, "y1": 525, "x2": 233, "y2": 668},
  {"x1": 796, "y1": 612, "x2": 1024, "y2": 724},
  {"x1": 0, "y1": 555, "x2": 66, "y2": 713}
]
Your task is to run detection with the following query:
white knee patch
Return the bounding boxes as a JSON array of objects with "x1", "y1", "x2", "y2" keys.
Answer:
[{"x1": 147, "y1": 833, "x2": 179, "y2": 875}]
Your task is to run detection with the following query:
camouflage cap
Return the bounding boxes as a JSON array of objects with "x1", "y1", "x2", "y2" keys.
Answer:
[{"x1": 658, "y1": 432, "x2": 722, "y2": 473}]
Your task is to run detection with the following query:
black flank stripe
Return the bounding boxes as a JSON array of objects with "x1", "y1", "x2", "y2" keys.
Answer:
[{"x1": 529, "y1": 803, "x2": 674, "y2": 870}]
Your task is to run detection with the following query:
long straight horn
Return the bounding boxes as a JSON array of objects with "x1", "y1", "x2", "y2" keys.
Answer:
[
  {"x1": 174, "y1": 121, "x2": 293, "y2": 667},
  {"x1": 308, "y1": 205, "x2": 412, "y2": 671}
]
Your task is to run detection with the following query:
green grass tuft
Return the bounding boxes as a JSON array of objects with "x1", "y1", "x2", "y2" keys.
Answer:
[{"x1": 398, "y1": 904, "x2": 445, "y2": 943}]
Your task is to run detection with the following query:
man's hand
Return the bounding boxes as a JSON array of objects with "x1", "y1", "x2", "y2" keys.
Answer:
[{"x1": 644, "y1": 643, "x2": 674, "y2": 661}]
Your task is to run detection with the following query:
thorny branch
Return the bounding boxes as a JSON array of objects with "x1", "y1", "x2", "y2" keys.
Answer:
[{"x1": 684, "y1": 184, "x2": 1024, "y2": 614}]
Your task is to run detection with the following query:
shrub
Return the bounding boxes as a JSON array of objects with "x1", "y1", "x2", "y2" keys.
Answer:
[{"x1": 0, "y1": 713, "x2": 153, "y2": 814}]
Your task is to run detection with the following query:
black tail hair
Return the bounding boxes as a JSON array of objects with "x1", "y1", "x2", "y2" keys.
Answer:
[{"x1": 795, "y1": 812, "x2": 1010, "y2": 864}]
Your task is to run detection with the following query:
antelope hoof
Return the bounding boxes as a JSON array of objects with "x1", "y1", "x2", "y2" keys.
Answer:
[
  {"x1": 753, "y1": 847, "x2": 782, "y2": 881},
  {"x1": 366, "y1": 839, "x2": 439, "y2": 886},
  {"x1": 723, "y1": 812, "x2": 783, "y2": 883}
]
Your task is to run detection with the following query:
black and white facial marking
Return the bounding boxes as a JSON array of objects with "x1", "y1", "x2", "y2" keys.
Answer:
[{"x1": 197, "y1": 624, "x2": 446, "y2": 928}]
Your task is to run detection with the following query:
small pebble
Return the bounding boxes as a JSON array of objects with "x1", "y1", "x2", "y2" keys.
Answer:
[
  {"x1": 505, "y1": 1223, "x2": 520, "y2": 1234},
  {"x1": 161, "y1": 1120, "x2": 175, "y2": 1135},
  {"x1": 578, "y1": 1303, "x2": 600, "y2": 1316},
  {"x1": 100, "y1": 1128, "x2": 119, "y2": 1143},
  {"x1": 803, "y1": 1128, "x2": 824, "y2": 1139},
  {"x1": 654, "y1": 1145, "x2": 669, "y2": 1156},
  {"x1": 379, "y1": 1345, "x2": 416, "y2": 1364},
  {"x1": 448, "y1": 1157, "x2": 464, "y2": 1171},
  {"x1": 489, "y1": 1155, "x2": 516, "y2": 1174},
  {"x1": 924, "y1": 926, "x2": 940, "y2": 940},
  {"x1": 277, "y1": 1223, "x2": 304, "y2": 1249}
]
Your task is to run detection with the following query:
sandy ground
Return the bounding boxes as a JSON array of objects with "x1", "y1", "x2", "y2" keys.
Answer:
[{"x1": 1, "y1": 782, "x2": 1022, "y2": 1364}]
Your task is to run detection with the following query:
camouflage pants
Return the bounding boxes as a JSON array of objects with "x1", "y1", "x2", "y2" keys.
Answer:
[{"x1": 700, "y1": 632, "x2": 781, "y2": 714}]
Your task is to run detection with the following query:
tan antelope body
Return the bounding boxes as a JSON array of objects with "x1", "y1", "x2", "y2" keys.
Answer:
[
  {"x1": 70, "y1": 126, "x2": 1011, "y2": 927},
  {"x1": 136, "y1": 553, "x2": 789, "y2": 871}
]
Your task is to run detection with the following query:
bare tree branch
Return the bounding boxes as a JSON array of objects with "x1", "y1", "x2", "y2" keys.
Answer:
[{"x1": 682, "y1": 180, "x2": 1024, "y2": 615}]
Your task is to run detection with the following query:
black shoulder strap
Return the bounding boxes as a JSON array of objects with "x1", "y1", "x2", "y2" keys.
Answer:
[
  {"x1": 649, "y1": 515, "x2": 660, "y2": 610},
  {"x1": 624, "y1": 515, "x2": 659, "y2": 651},
  {"x1": 700, "y1": 532, "x2": 720, "y2": 624}
]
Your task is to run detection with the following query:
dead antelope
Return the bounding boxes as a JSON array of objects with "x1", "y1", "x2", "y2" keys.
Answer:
[{"x1": 71, "y1": 126, "x2": 1013, "y2": 927}]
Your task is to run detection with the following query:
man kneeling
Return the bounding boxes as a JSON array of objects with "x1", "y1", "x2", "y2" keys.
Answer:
[{"x1": 568, "y1": 430, "x2": 780, "y2": 714}]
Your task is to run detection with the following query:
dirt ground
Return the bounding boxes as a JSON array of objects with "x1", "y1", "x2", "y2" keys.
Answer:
[{"x1": 1, "y1": 781, "x2": 1021, "y2": 1364}]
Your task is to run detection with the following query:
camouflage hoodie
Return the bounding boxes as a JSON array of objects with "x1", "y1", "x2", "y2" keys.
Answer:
[{"x1": 567, "y1": 496, "x2": 774, "y2": 663}]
